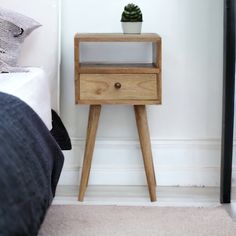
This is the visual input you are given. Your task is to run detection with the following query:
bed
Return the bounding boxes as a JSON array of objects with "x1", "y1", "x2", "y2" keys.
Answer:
[
  {"x1": 0, "y1": 67, "x2": 52, "y2": 130},
  {"x1": 0, "y1": 68, "x2": 66, "y2": 235}
]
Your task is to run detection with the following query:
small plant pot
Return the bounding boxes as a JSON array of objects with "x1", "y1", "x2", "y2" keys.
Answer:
[{"x1": 121, "y1": 22, "x2": 142, "y2": 34}]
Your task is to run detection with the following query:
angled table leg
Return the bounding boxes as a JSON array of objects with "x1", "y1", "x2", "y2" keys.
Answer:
[
  {"x1": 78, "y1": 105, "x2": 101, "y2": 201},
  {"x1": 134, "y1": 105, "x2": 157, "y2": 202}
]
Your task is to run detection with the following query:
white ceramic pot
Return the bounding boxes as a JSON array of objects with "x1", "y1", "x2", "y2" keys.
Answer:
[{"x1": 121, "y1": 22, "x2": 142, "y2": 34}]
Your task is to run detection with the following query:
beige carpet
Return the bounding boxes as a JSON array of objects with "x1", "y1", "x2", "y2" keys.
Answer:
[{"x1": 39, "y1": 205, "x2": 236, "y2": 236}]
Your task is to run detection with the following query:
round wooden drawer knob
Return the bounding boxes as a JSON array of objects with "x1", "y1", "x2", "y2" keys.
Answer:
[{"x1": 114, "y1": 82, "x2": 122, "y2": 89}]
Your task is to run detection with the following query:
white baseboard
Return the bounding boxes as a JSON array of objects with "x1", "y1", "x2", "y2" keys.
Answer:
[
  {"x1": 59, "y1": 138, "x2": 236, "y2": 187},
  {"x1": 54, "y1": 185, "x2": 229, "y2": 207}
]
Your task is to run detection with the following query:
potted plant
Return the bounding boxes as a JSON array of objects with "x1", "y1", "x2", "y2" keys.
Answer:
[{"x1": 121, "y1": 3, "x2": 143, "y2": 34}]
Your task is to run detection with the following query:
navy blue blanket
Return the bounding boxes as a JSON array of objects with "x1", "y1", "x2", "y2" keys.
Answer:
[{"x1": 0, "y1": 92, "x2": 64, "y2": 236}]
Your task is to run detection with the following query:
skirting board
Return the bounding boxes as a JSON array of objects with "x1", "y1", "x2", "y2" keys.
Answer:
[
  {"x1": 59, "y1": 138, "x2": 236, "y2": 187},
  {"x1": 54, "y1": 186, "x2": 236, "y2": 207}
]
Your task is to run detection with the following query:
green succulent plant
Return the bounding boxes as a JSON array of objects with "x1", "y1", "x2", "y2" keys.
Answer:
[{"x1": 121, "y1": 3, "x2": 143, "y2": 22}]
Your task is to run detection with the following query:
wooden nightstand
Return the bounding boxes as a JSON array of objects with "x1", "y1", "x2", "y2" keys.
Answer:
[{"x1": 74, "y1": 33, "x2": 162, "y2": 202}]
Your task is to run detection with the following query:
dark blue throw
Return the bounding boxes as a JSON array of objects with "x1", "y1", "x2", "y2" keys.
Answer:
[{"x1": 0, "y1": 92, "x2": 64, "y2": 236}]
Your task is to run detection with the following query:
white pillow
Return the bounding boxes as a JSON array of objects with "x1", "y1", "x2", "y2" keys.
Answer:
[{"x1": 0, "y1": 7, "x2": 41, "y2": 73}]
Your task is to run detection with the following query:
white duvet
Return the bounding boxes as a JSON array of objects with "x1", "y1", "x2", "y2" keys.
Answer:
[{"x1": 0, "y1": 67, "x2": 52, "y2": 130}]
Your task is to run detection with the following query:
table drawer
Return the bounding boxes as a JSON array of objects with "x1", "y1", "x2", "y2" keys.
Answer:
[{"x1": 79, "y1": 74, "x2": 158, "y2": 102}]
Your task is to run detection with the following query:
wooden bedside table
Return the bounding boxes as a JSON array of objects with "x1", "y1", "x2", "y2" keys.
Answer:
[{"x1": 74, "y1": 33, "x2": 162, "y2": 202}]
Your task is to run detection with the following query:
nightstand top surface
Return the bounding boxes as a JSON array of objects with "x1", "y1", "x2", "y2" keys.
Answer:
[{"x1": 75, "y1": 33, "x2": 161, "y2": 42}]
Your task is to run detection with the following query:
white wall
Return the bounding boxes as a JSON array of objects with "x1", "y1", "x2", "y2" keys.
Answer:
[
  {"x1": 60, "y1": 0, "x2": 232, "y2": 187},
  {"x1": 1, "y1": 0, "x2": 60, "y2": 110}
]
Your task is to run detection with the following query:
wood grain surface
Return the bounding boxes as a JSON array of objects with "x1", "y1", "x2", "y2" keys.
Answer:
[
  {"x1": 134, "y1": 105, "x2": 157, "y2": 202},
  {"x1": 80, "y1": 74, "x2": 158, "y2": 101},
  {"x1": 75, "y1": 33, "x2": 161, "y2": 42},
  {"x1": 78, "y1": 105, "x2": 101, "y2": 201}
]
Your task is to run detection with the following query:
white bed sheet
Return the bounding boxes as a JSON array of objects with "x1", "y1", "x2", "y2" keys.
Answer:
[{"x1": 0, "y1": 67, "x2": 52, "y2": 130}]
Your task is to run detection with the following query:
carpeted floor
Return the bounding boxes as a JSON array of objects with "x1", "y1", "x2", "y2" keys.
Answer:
[{"x1": 39, "y1": 205, "x2": 236, "y2": 236}]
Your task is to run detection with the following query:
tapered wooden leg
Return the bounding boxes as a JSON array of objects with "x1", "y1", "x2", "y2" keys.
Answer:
[
  {"x1": 78, "y1": 105, "x2": 101, "y2": 201},
  {"x1": 134, "y1": 105, "x2": 157, "y2": 202}
]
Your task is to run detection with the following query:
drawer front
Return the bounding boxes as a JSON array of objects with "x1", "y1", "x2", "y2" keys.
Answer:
[{"x1": 79, "y1": 74, "x2": 158, "y2": 101}]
